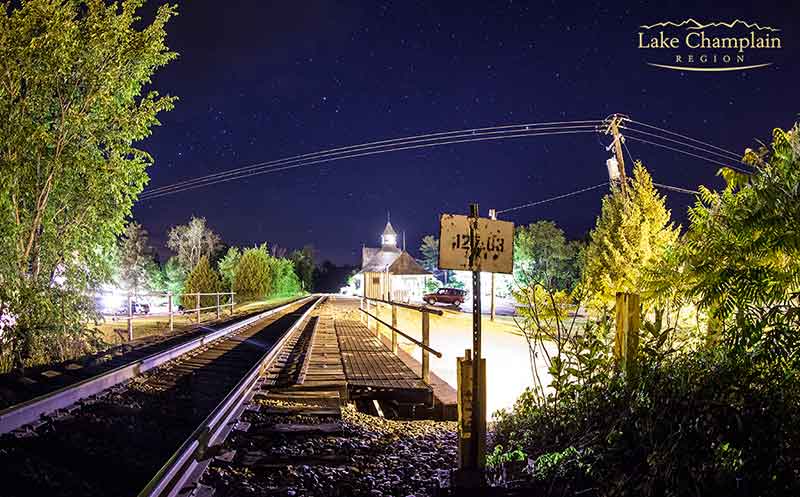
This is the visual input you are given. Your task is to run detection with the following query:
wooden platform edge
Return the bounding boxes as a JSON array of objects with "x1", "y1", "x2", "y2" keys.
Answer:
[{"x1": 376, "y1": 332, "x2": 458, "y2": 421}]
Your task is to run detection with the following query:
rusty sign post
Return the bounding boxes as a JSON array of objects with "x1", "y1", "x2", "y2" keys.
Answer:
[{"x1": 439, "y1": 204, "x2": 514, "y2": 486}]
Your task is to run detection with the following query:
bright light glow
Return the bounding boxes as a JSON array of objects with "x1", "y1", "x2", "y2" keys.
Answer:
[
  {"x1": 382, "y1": 233, "x2": 397, "y2": 246},
  {"x1": 100, "y1": 292, "x2": 125, "y2": 313}
]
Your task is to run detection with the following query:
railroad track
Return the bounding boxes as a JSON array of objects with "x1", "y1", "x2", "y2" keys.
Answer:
[
  {"x1": 0, "y1": 296, "x2": 322, "y2": 497},
  {"x1": 0, "y1": 295, "x2": 312, "y2": 434}
]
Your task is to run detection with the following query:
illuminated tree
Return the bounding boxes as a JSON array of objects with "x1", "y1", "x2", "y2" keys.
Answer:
[
  {"x1": 217, "y1": 247, "x2": 241, "y2": 291},
  {"x1": 0, "y1": 0, "x2": 177, "y2": 368},
  {"x1": 233, "y1": 245, "x2": 274, "y2": 300},
  {"x1": 167, "y1": 217, "x2": 222, "y2": 272},
  {"x1": 513, "y1": 221, "x2": 582, "y2": 292},
  {"x1": 272, "y1": 257, "x2": 302, "y2": 296},
  {"x1": 162, "y1": 257, "x2": 186, "y2": 305},
  {"x1": 419, "y1": 234, "x2": 454, "y2": 285},
  {"x1": 118, "y1": 222, "x2": 160, "y2": 296},
  {"x1": 583, "y1": 162, "x2": 679, "y2": 307},
  {"x1": 666, "y1": 125, "x2": 800, "y2": 352},
  {"x1": 183, "y1": 256, "x2": 221, "y2": 308}
]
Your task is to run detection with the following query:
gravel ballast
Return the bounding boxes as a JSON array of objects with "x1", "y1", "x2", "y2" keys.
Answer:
[{"x1": 203, "y1": 403, "x2": 458, "y2": 497}]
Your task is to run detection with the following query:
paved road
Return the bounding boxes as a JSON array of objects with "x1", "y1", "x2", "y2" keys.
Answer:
[{"x1": 433, "y1": 294, "x2": 517, "y2": 316}]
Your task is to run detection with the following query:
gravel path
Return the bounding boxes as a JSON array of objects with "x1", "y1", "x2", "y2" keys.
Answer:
[{"x1": 203, "y1": 403, "x2": 458, "y2": 497}]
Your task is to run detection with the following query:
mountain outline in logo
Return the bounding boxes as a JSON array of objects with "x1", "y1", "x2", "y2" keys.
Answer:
[{"x1": 640, "y1": 18, "x2": 780, "y2": 32}]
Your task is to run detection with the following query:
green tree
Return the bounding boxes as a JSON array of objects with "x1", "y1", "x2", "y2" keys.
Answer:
[
  {"x1": 167, "y1": 216, "x2": 222, "y2": 273},
  {"x1": 0, "y1": 0, "x2": 177, "y2": 369},
  {"x1": 183, "y1": 256, "x2": 221, "y2": 308},
  {"x1": 419, "y1": 234, "x2": 452, "y2": 284},
  {"x1": 419, "y1": 235, "x2": 439, "y2": 272},
  {"x1": 162, "y1": 256, "x2": 186, "y2": 305},
  {"x1": 513, "y1": 221, "x2": 583, "y2": 291},
  {"x1": 290, "y1": 245, "x2": 315, "y2": 291},
  {"x1": 217, "y1": 247, "x2": 241, "y2": 291},
  {"x1": 583, "y1": 162, "x2": 679, "y2": 307},
  {"x1": 272, "y1": 257, "x2": 302, "y2": 296},
  {"x1": 118, "y1": 221, "x2": 160, "y2": 296},
  {"x1": 233, "y1": 245, "x2": 273, "y2": 301},
  {"x1": 656, "y1": 125, "x2": 800, "y2": 352}
]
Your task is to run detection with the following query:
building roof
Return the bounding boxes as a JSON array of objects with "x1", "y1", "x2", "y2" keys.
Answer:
[
  {"x1": 382, "y1": 221, "x2": 397, "y2": 237},
  {"x1": 360, "y1": 249, "x2": 430, "y2": 276},
  {"x1": 362, "y1": 246, "x2": 380, "y2": 268},
  {"x1": 389, "y1": 252, "x2": 430, "y2": 275}
]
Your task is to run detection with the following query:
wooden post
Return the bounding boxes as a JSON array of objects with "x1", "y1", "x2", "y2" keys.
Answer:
[
  {"x1": 375, "y1": 301, "x2": 382, "y2": 338},
  {"x1": 168, "y1": 292, "x2": 174, "y2": 332},
  {"x1": 422, "y1": 311, "x2": 430, "y2": 383},
  {"x1": 457, "y1": 350, "x2": 473, "y2": 468},
  {"x1": 195, "y1": 293, "x2": 200, "y2": 323},
  {"x1": 391, "y1": 304, "x2": 398, "y2": 354},
  {"x1": 360, "y1": 298, "x2": 365, "y2": 324},
  {"x1": 455, "y1": 350, "x2": 486, "y2": 484},
  {"x1": 230, "y1": 292, "x2": 235, "y2": 314},
  {"x1": 489, "y1": 209, "x2": 497, "y2": 322},
  {"x1": 614, "y1": 292, "x2": 640, "y2": 377},
  {"x1": 216, "y1": 293, "x2": 221, "y2": 319},
  {"x1": 127, "y1": 294, "x2": 133, "y2": 341}
]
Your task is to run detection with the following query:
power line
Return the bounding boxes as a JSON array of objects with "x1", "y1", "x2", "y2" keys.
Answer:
[
  {"x1": 141, "y1": 120, "x2": 602, "y2": 197},
  {"x1": 620, "y1": 134, "x2": 700, "y2": 196},
  {"x1": 620, "y1": 125, "x2": 749, "y2": 165},
  {"x1": 141, "y1": 125, "x2": 599, "y2": 198},
  {"x1": 627, "y1": 118, "x2": 742, "y2": 160},
  {"x1": 624, "y1": 135, "x2": 752, "y2": 174},
  {"x1": 497, "y1": 182, "x2": 610, "y2": 214},
  {"x1": 140, "y1": 127, "x2": 599, "y2": 200},
  {"x1": 139, "y1": 116, "x2": 755, "y2": 200},
  {"x1": 653, "y1": 182, "x2": 700, "y2": 195}
]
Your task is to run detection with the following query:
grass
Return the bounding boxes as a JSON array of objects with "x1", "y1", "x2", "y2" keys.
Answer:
[{"x1": 92, "y1": 294, "x2": 307, "y2": 345}]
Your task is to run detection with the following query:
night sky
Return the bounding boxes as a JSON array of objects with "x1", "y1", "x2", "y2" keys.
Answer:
[{"x1": 134, "y1": 1, "x2": 799, "y2": 265}]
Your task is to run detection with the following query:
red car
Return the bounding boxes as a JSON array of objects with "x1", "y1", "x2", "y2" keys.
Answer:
[{"x1": 423, "y1": 288, "x2": 467, "y2": 307}]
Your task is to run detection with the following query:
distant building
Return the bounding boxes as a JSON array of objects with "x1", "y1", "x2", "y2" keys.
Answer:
[{"x1": 354, "y1": 219, "x2": 431, "y2": 302}]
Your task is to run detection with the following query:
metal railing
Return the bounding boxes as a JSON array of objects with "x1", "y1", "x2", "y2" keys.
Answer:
[
  {"x1": 359, "y1": 296, "x2": 443, "y2": 383},
  {"x1": 113, "y1": 291, "x2": 235, "y2": 341}
]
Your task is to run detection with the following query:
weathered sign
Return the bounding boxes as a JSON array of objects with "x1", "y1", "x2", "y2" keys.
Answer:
[{"x1": 438, "y1": 214, "x2": 514, "y2": 274}]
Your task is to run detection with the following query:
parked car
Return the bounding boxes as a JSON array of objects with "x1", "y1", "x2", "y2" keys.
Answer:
[
  {"x1": 423, "y1": 288, "x2": 467, "y2": 307},
  {"x1": 114, "y1": 301, "x2": 150, "y2": 316}
]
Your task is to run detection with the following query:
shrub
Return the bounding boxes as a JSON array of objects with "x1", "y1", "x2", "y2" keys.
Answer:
[{"x1": 491, "y1": 347, "x2": 800, "y2": 496}]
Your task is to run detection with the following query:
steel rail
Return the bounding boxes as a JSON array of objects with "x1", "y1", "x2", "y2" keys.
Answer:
[
  {"x1": 0, "y1": 295, "x2": 312, "y2": 434},
  {"x1": 138, "y1": 296, "x2": 325, "y2": 497}
]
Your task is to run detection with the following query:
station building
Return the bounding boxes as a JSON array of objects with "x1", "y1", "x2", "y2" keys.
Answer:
[{"x1": 353, "y1": 220, "x2": 431, "y2": 302}]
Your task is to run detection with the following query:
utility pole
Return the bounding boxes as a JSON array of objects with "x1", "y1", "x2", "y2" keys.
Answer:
[
  {"x1": 604, "y1": 114, "x2": 628, "y2": 194},
  {"x1": 488, "y1": 209, "x2": 497, "y2": 322}
]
